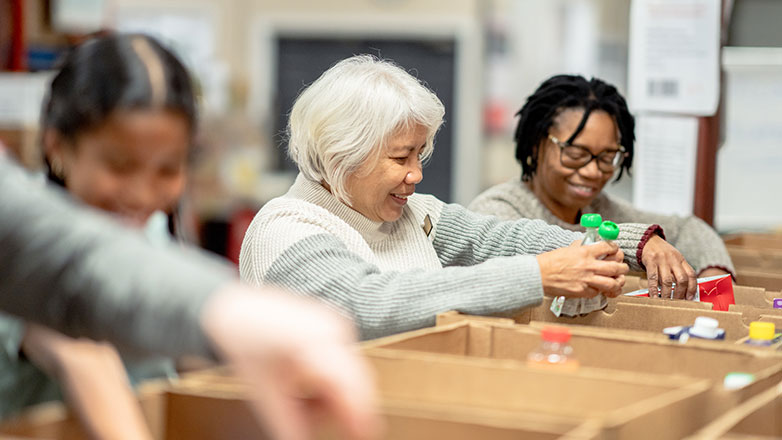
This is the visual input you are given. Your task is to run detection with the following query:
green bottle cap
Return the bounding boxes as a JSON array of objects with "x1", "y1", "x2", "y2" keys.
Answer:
[
  {"x1": 599, "y1": 221, "x2": 619, "y2": 241},
  {"x1": 723, "y1": 372, "x2": 755, "y2": 390},
  {"x1": 580, "y1": 213, "x2": 602, "y2": 228}
]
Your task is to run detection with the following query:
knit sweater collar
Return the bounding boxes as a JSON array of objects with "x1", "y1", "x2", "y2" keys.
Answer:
[
  {"x1": 511, "y1": 179, "x2": 605, "y2": 231},
  {"x1": 287, "y1": 174, "x2": 393, "y2": 241}
]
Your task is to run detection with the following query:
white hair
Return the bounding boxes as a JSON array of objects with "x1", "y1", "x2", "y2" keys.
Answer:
[{"x1": 287, "y1": 55, "x2": 445, "y2": 205}]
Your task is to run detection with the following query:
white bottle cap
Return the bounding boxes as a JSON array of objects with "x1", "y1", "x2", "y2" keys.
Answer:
[{"x1": 690, "y1": 316, "x2": 720, "y2": 339}]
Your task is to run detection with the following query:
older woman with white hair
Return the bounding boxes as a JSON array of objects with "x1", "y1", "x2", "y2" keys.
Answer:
[{"x1": 239, "y1": 55, "x2": 695, "y2": 340}]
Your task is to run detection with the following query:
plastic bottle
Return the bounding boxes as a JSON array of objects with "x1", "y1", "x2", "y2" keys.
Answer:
[
  {"x1": 551, "y1": 214, "x2": 603, "y2": 316},
  {"x1": 580, "y1": 213, "x2": 603, "y2": 245},
  {"x1": 526, "y1": 326, "x2": 579, "y2": 371},
  {"x1": 745, "y1": 321, "x2": 776, "y2": 346}
]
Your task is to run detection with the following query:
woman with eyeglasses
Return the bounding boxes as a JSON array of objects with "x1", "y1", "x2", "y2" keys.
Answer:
[{"x1": 470, "y1": 74, "x2": 734, "y2": 299}]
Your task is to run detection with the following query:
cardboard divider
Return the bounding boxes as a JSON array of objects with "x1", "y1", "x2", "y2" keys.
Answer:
[
  {"x1": 501, "y1": 276, "x2": 782, "y2": 342},
  {"x1": 731, "y1": 286, "x2": 778, "y2": 308},
  {"x1": 363, "y1": 346, "x2": 713, "y2": 440},
  {"x1": 685, "y1": 382, "x2": 782, "y2": 439},
  {"x1": 735, "y1": 269, "x2": 782, "y2": 291},
  {"x1": 724, "y1": 233, "x2": 782, "y2": 249},
  {"x1": 0, "y1": 365, "x2": 597, "y2": 440},
  {"x1": 512, "y1": 296, "x2": 765, "y2": 341},
  {"x1": 417, "y1": 318, "x2": 782, "y2": 437},
  {"x1": 400, "y1": 318, "x2": 782, "y2": 405},
  {"x1": 622, "y1": 276, "x2": 776, "y2": 309},
  {"x1": 724, "y1": 233, "x2": 782, "y2": 273},
  {"x1": 377, "y1": 398, "x2": 600, "y2": 440},
  {"x1": 723, "y1": 233, "x2": 782, "y2": 291}
]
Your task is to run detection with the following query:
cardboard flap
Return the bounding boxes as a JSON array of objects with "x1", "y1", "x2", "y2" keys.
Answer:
[
  {"x1": 685, "y1": 382, "x2": 782, "y2": 439},
  {"x1": 516, "y1": 297, "x2": 756, "y2": 341}
]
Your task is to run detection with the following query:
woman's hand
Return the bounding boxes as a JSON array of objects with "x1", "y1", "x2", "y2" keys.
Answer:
[
  {"x1": 201, "y1": 283, "x2": 381, "y2": 440},
  {"x1": 641, "y1": 235, "x2": 697, "y2": 300},
  {"x1": 536, "y1": 241, "x2": 628, "y2": 299},
  {"x1": 22, "y1": 325, "x2": 154, "y2": 440}
]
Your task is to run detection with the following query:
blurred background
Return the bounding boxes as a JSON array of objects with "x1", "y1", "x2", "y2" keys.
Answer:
[{"x1": 1, "y1": 0, "x2": 781, "y2": 263}]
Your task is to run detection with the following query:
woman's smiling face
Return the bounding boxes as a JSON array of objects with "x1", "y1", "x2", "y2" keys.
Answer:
[
  {"x1": 344, "y1": 124, "x2": 428, "y2": 222},
  {"x1": 532, "y1": 108, "x2": 621, "y2": 223}
]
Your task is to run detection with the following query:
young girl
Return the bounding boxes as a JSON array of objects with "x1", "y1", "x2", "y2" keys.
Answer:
[{"x1": 0, "y1": 33, "x2": 198, "y2": 438}]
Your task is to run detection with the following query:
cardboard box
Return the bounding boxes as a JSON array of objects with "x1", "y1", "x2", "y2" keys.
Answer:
[
  {"x1": 508, "y1": 295, "x2": 782, "y2": 342},
  {"x1": 362, "y1": 346, "x2": 712, "y2": 440},
  {"x1": 686, "y1": 382, "x2": 781, "y2": 439},
  {"x1": 735, "y1": 269, "x2": 782, "y2": 292},
  {"x1": 0, "y1": 369, "x2": 599, "y2": 440},
  {"x1": 621, "y1": 276, "x2": 775, "y2": 309},
  {"x1": 724, "y1": 233, "x2": 782, "y2": 272},
  {"x1": 1, "y1": 339, "x2": 715, "y2": 440},
  {"x1": 175, "y1": 371, "x2": 602, "y2": 440},
  {"x1": 722, "y1": 233, "x2": 782, "y2": 291},
  {"x1": 430, "y1": 315, "x2": 782, "y2": 404}
]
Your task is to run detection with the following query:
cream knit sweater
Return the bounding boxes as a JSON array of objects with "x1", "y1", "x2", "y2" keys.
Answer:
[{"x1": 240, "y1": 174, "x2": 653, "y2": 339}]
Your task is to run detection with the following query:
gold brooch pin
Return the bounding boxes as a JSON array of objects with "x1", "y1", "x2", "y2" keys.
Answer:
[{"x1": 422, "y1": 214, "x2": 433, "y2": 237}]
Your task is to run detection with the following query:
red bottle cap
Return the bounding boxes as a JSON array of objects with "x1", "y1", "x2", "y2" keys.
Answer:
[{"x1": 541, "y1": 326, "x2": 571, "y2": 343}]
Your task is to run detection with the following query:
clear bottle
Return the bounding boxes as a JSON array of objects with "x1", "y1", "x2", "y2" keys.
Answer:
[
  {"x1": 580, "y1": 213, "x2": 603, "y2": 246},
  {"x1": 745, "y1": 321, "x2": 775, "y2": 346},
  {"x1": 526, "y1": 326, "x2": 579, "y2": 371},
  {"x1": 551, "y1": 214, "x2": 604, "y2": 316}
]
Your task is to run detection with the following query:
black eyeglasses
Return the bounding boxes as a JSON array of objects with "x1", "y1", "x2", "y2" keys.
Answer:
[{"x1": 548, "y1": 134, "x2": 626, "y2": 173}]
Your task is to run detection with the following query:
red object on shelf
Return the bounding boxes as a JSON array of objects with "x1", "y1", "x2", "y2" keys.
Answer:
[
  {"x1": 10, "y1": 0, "x2": 26, "y2": 71},
  {"x1": 225, "y1": 208, "x2": 257, "y2": 266},
  {"x1": 697, "y1": 274, "x2": 735, "y2": 312}
]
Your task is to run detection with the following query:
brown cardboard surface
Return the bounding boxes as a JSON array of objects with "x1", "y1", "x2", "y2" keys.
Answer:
[
  {"x1": 686, "y1": 382, "x2": 782, "y2": 439},
  {"x1": 364, "y1": 347, "x2": 712, "y2": 440},
  {"x1": 515, "y1": 297, "x2": 749, "y2": 340},
  {"x1": 383, "y1": 319, "x2": 782, "y2": 401},
  {"x1": 724, "y1": 233, "x2": 782, "y2": 249},
  {"x1": 731, "y1": 285, "x2": 778, "y2": 308},
  {"x1": 721, "y1": 233, "x2": 782, "y2": 290},
  {"x1": 724, "y1": 233, "x2": 782, "y2": 273},
  {"x1": 728, "y1": 247, "x2": 782, "y2": 273},
  {"x1": 510, "y1": 294, "x2": 782, "y2": 342},
  {"x1": 0, "y1": 366, "x2": 598, "y2": 440},
  {"x1": 622, "y1": 276, "x2": 776, "y2": 309},
  {"x1": 736, "y1": 269, "x2": 782, "y2": 291},
  {"x1": 378, "y1": 399, "x2": 599, "y2": 440},
  {"x1": 385, "y1": 319, "x2": 782, "y2": 438}
]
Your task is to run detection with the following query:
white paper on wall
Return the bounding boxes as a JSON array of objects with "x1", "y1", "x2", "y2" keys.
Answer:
[
  {"x1": 628, "y1": 0, "x2": 721, "y2": 115},
  {"x1": 715, "y1": 47, "x2": 782, "y2": 231},
  {"x1": 632, "y1": 114, "x2": 699, "y2": 216}
]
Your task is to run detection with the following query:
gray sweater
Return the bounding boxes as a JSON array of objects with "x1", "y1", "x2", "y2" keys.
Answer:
[
  {"x1": 469, "y1": 179, "x2": 735, "y2": 276},
  {"x1": 0, "y1": 157, "x2": 233, "y2": 359},
  {"x1": 239, "y1": 174, "x2": 655, "y2": 339}
]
